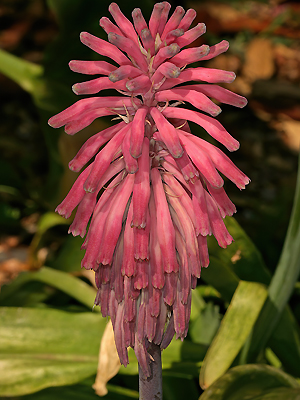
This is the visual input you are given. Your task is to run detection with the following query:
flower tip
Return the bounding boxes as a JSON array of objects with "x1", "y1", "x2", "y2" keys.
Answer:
[
  {"x1": 99, "y1": 16, "x2": 106, "y2": 28},
  {"x1": 132, "y1": 8, "x2": 141, "y2": 17},
  {"x1": 169, "y1": 66, "x2": 181, "y2": 79},
  {"x1": 108, "y1": 32, "x2": 117, "y2": 43},
  {"x1": 108, "y1": 2, "x2": 119, "y2": 13},
  {"x1": 68, "y1": 226, "x2": 85, "y2": 237},
  {"x1": 54, "y1": 206, "x2": 62, "y2": 215},
  {"x1": 48, "y1": 114, "x2": 63, "y2": 129},
  {"x1": 169, "y1": 43, "x2": 180, "y2": 55},
  {"x1": 68, "y1": 160, "x2": 79, "y2": 172},
  {"x1": 126, "y1": 165, "x2": 139, "y2": 174},
  {"x1": 108, "y1": 72, "x2": 118, "y2": 83},
  {"x1": 68, "y1": 60, "x2": 75, "y2": 71},
  {"x1": 72, "y1": 84, "x2": 80, "y2": 95},
  {"x1": 201, "y1": 44, "x2": 210, "y2": 56},
  {"x1": 79, "y1": 31, "x2": 89, "y2": 44},
  {"x1": 221, "y1": 40, "x2": 230, "y2": 52},
  {"x1": 211, "y1": 107, "x2": 222, "y2": 117},
  {"x1": 84, "y1": 186, "x2": 95, "y2": 194},
  {"x1": 244, "y1": 177, "x2": 251, "y2": 187},
  {"x1": 228, "y1": 72, "x2": 236, "y2": 83},
  {"x1": 197, "y1": 22, "x2": 206, "y2": 35},
  {"x1": 239, "y1": 97, "x2": 248, "y2": 108},
  {"x1": 47, "y1": 116, "x2": 55, "y2": 128},
  {"x1": 172, "y1": 148, "x2": 184, "y2": 159},
  {"x1": 230, "y1": 141, "x2": 240, "y2": 152},
  {"x1": 55, "y1": 206, "x2": 69, "y2": 219}
]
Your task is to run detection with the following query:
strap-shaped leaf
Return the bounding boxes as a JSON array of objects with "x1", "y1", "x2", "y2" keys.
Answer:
[{"x1": 200, "y1": 281, "x2": 268, "y2": 388}]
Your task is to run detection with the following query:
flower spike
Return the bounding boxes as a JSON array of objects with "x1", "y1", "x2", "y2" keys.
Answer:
[{"x1": 48, "y1": 2, "x2": 249, "y2": 376}]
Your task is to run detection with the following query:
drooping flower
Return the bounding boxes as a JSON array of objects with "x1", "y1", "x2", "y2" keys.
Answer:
[{"x1": 49, "y1": 2, "x2": 249, "y2": 376}]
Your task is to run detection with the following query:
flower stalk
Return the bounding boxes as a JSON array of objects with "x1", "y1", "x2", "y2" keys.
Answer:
[{"x1": 139, "y1": 343, "x2": 162, "y2": 400}]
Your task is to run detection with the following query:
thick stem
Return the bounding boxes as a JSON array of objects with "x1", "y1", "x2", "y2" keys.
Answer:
[{"x1": 138, "y1": 343, "x2": 163, "y2": 400}]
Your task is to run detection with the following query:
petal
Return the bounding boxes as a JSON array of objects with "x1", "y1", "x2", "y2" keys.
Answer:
[
  {"x1": 130, "y1": 107, "x2": 148, "y2": 158},
  {"x1": 122, "y1": 127, "x2": 138, "y2": 174},
  {"x1": 184, "y1": 132, "x2": 250, "y2": 189},
  {"x1": 177, "y1": 8, "x2": 197, "y2": 31},
  {"x1": 122, "y1": 201, "x2": 136, "y2": 277},
  {"x1": 156, "y1": 88, "x2": 221, "y2": 117},
  {"x1": 149, "y1": 193, "x2": 165, "y2": 289},
  {"x1": 175, "y1": 23, "x2": 206, "y2": 48},
  {"x1": 69, "y1": 121, "x2": 126, "y2": 172},
  {"x1": 163, "y1": 107, "x2": 239, "y2": 152},
  {"x1": 97, "y1": 174, "x2": 135, "y2": 265},
  {"x1": 55, "y1": 163, "x2": 92, "y2": 219},
  {"x1": 152, "y1": 43, "x2": 180, "y2": 69},
  {"x1": 151, "y1": 168, "x2": 178, "y2": 274},
  {"x1": 108, "y1": 33, "x2": 148, "y2": 71},
  {"x1": 80, "y1": 31, "x2": 130, "y2": 66},
  {"x1": 132, "y1": 138, "x2": 151, "y2": 228},
  {"x1": 68, "y1": 191, "x2": 97, "y2": 237},
  {"x1": 161, "y1": 6, "x2": 185, "y2": 41},
  {"x1": 201, "y1": 40, "x2": 229, "y2": 61},
  {"x1": 84, "y1": 123, "x2": 131, "y2": 193},
  {"x1": 72, "y1": 76, "x2": 127, "y2": 95},
  {"x1": 69, "y1": 60, "x2": 116, "y2": 75},
  {"x1": 178, "y1": 131, "x2": 224, "y2": 188},
  {"x1": 170, "y1": 44, "x2": 210, "y2": 67},
  {"x1": 150, "y1": 107, "x2": 183, "y2": 158},
  {"x1": 149, "y1": 3, "x2": 165, "y2": 38},
  {"x1": 180, "y1": 84, "x2": 248, "y2": 108},
  {"x1": 205, "y1": 192, "x2": 234, "y2": 248},
  {"x1": 99, "y1": 16, "x2": 124, "y2": 37},
  {"x1": 109, "y1": 2, "x2": 140, "y2": 47}
]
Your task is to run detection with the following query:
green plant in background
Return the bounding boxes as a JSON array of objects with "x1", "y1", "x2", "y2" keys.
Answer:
[{"x1": 0, "y1": 0, "x2": 300, "y2": 399}]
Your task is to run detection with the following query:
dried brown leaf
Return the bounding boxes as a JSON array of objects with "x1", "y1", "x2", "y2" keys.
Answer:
[{"x1": 93, "y1": 320, "x2": 121, "y2": 397}]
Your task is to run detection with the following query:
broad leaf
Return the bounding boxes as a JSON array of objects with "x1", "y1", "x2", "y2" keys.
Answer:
[
  {"x1": 18, "y1": 382, "x2": 139, "y2": 400},
  {"x1": 0, "y1": 307, "x2": 106, "y2": 396},
  {"x1": 199, "y1": 364, "x2": 300, "y2": 400}
]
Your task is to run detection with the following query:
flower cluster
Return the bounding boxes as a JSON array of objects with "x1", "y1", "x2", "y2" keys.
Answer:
[{"x1": 48, "y1": 2, "x2": 249, "y2": 376}]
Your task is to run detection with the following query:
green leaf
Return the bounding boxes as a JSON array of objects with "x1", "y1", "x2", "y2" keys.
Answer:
[
  {"x1": 0, "y1": 307, "x2": 106, "y2": 396},
  {"x1": 201, "y1": 256, "x2": 240, "y2": 302},
  {"x1": 51, "y1": 234, "x2": 85, "y2": 272},
  {"x1": 37, "y1": 211, "x2": 70, "y2": 234},
  {"x1": 199, "y1": 364, "x2": 300, "y2": 400},
  {"x1": 30, "y1": 212, "x2": 70, "y2": 257},
  {"x1": 248, "y1": 152, "x2": 300, "y2": 362},
  {"x1": 202, "y1": 215, "x2": 300, "y2": 376},
  {"x1": 248, "y1": 387, "x2": 300, "y2": 400},
  {"x1": 200, "y1": 281, "x2": 268, "y2": 389},
  {"x1": 163, "y1": 372, "x2": 200, "y2": 400},
  {"x1": 15, "y1": 382, "x2": 139, "y2": 400},
  {"x1": 267, "y1": 307, "x2": 300, "y2": 377},
  {"x1": 190, "y1": 302, "x2": 221, "y2": 345},
  {"x1": 208, "y1": 217, "x2": 270, "y2": 285},
  {"x1": 0, "y1": 266, "x2": 98, "y2": 311},
  {"x1": 0, "y1": 48, "x2": 43, "y2": 94}
]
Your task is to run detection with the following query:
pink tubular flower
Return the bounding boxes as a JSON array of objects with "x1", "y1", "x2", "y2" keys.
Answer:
[{"x1": 48, "y1": 2, "x2": 249, "y2": 376}]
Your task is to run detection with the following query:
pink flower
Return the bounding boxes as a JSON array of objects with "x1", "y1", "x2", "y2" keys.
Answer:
[{"x1": 49, "y1": 2, "x2": 249, "y2": 376}]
